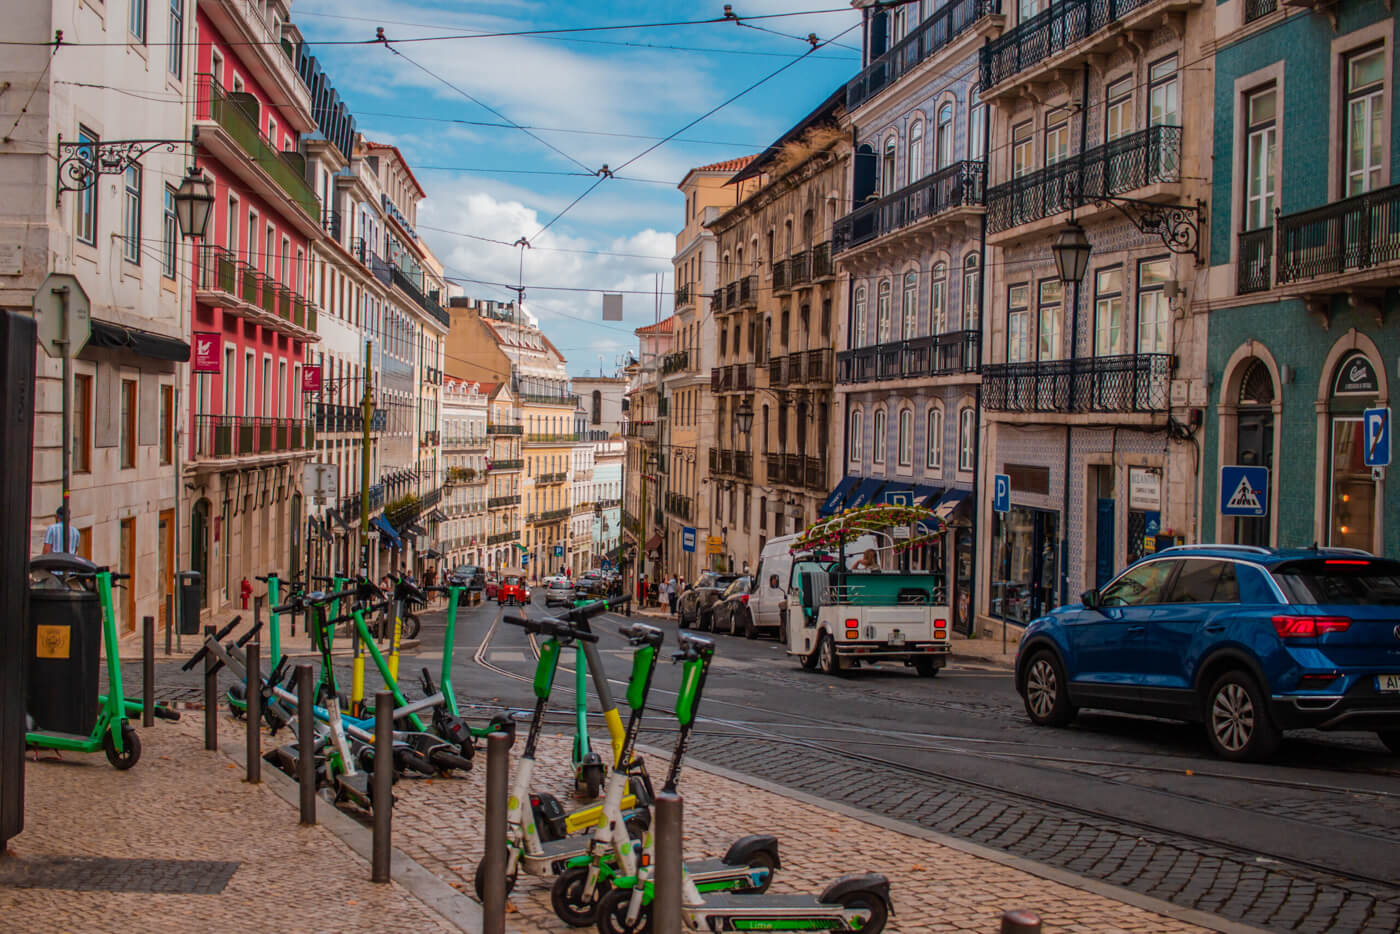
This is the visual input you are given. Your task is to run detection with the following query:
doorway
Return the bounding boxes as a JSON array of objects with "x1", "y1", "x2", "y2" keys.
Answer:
[
  {"x1": 158, "y1": 509, "x2": 174, "y2": 630},
  {"x1": 1234, "y1": 358, "x2": 1275, "y2": 546},
  {"x1": 119, "y1": 518, "x2": 136, "y2": 633},
  {"x1": 1090, "y1": 465, "x2": 1115, "y2": 587}
]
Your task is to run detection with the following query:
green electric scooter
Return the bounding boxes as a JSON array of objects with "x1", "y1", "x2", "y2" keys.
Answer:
[
  {"x1": 25, "y1": 555, "x2": 140, "y2": 769},
  {"x1": 419, "y1": 572, "x2": 515, "y2": 747}
]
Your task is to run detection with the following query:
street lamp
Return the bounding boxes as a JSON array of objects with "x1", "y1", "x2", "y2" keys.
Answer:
[
  {"x1": 734, "y1": 398, "x2": 755, "y2": 434},
  {"x1": 1052, "y1": 221, "x2": 1091, "y2": 285},
  {"x1": 172, "y1": 167, "x2": 214, "y2": 239}
]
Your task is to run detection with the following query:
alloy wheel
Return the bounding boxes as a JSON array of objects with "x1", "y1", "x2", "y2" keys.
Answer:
[
  {"x1": 1027, "y1": 659, "x2": 1057, "y2": 719},
  {"x1": 1211, "y1": 682, "x2": 1255, "y2": 752}
]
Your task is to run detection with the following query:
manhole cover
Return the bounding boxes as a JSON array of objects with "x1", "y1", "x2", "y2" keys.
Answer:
[{"x1": 0, "y1": 857, "x2": 239, "y2": 893}]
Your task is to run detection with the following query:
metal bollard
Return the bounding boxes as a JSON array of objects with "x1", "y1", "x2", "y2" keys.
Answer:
[
  {"x1": 203, "y1": 625, "x2": 218, "y2": 751},
  {"x1": 296, "y1": 664, "x2": 316, "y2": 825},
  {"x1": 1001, "y1": 909, "x2": 1043, "y2": 934},
  {"x1": 654, "y1": 791, "x2": 684, "y2": 932},
  {"x1": 245, "y1": 641, "x2": 261, "y2": 784},
  {"x1": 482, "y1": 731, "x2": 509, "y2": 934},
  {"x1": 372, "y1": 691, "x2": 393, "y2": 883},
  {"x1": 141, "y1": 616, "x2": 155, "y2": 728},
  {"x1": 164, "y1": 593, "x2": 173, "y2": 656}
]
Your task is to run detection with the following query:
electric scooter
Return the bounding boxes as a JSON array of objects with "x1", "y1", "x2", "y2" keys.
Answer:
[
  {"x1": 564, "y1": 596, "x2": 627, "y2": 799},
  {"x1": 25, "y1": 555, "x2": 141, "y2": 769},
  {"x1": 420, "y1": 573, "x2": 516, "y2": 747},
  {"x1": 593, "y1": 633, "x2": 890, "y2": 934}
]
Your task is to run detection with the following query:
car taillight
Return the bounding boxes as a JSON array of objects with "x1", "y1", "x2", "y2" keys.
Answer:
[
  {"x1": 1298, "y1": 672, "x2": 1341, "y2": 689},
  {"x1": 845, "y1": 618, "x2": 859, "y2": 629},
  {"x1": 1271, "y1": 615, "x2": 1351, "y2": 638},
  {"x1": 1324, "y1": 559, "x2": 1370, "y2": 565},
  {"x1": 740, "y1": 593, "x2": 749, "y2": 605}
]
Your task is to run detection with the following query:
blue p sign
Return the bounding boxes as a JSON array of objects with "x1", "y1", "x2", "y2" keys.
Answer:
[
  {"x1": 993, "y1": 473, "x2": 1011, "y2": 513},
  {"x1": 1364, "y1": 407, "x2": 1391, "y2": 467}
]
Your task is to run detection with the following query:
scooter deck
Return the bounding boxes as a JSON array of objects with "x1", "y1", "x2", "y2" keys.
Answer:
[
  {"x1": 691, "y1": 892, "x2": 833, "y2": 912},
  {"x1": 532, "y1": 835, "x2": 592, "y2": 864},
  {"x1": 685, "y1": 857, "x2": 768, "y2": 888}
]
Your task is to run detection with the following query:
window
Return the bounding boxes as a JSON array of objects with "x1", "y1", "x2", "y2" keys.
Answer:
[
  {"x1": 876, "y1": 280, "x2": 892, "y2": 342},
  {"x1": 160, "y1": 384, "x2": 173, "y2": 465},
  {"x1": 891, "y1": 2, "x2": 908, "y2": 41},
  {"x1": 936, "y1": 102, "x2": 954, "y2": 170},
  {"x1": 243, "y1": 351, "x2": 255, "y2": 415},
  {"x1": 1165, "y1": 560, "x2": 1240, "y2": 604},
  {"x1": 958, "y1": 407, "x2": 975, "y2": 471},
  {"x1": 223, "y1": 347, "x2": 236, "y2": 413},
  {"x1": 226, "y1": 194, "x2": 238, "y2": 253},
  {"x1": 1149, "y1": 56, "x2": 1179, "y2": 127},
  {"x1": 1044, "y1": 108, "x2": 1070, "y2": 165},
  {"x1": 897, "y1": 408, "x2": 913, "y2": 466},
  {"x1": 1094, "y1": 266, "x2": 1125, "y2": 355},
  {"x1": 161, "y1": 185, "x2": 178, "y2": 277},
  {"x1": 907, "y1": 119, "x2": 924, "y2": 185},
  {"x1": 246, "y1": 210, "x2": 258, "y2": 266},
  {"x1": 168, "y1": 0, "x2": 184, "y2": 76},
  {"x1": 925, "y1": 407, "x2": 942, "y2": 470},
  {"x1": 967, "y1": 87, "x2": 985, "y2": 161},
  {"x1": 872, "y1": 409, "x2": 887, "y2": 463},
  {"x1": 129, "y1": 0, "x2": 147, "y2": 43},
  {"x1": 1344, "y1": 46, "x2": 1385, "y2": 196},
  {"x1": 962, "y1": 254, "x2": 980, "y2": 323},
  {"x1": 849, "y1": 410, "x2": 863, "y2": 462},
  {"x1": 122, "y1": 165, "x2": 142, "y2": 264},
  {"x1": 1106, "y1": 77, "x2": 1133, "y2": 142},
  {"x1": 881, "y1": 136, "x2": 897, "y2": 196},
  {"x1": 1137, "y1": 258, "x2": 1171, "y2": 354},
  {"x1": 1037, "y1": 279, "x2": 1063, "y2": 360},
  {"x1": 852, "y1": 286, "x2": 867, "y2": 347},
  {"x1": 1101, "y1": 559, "x2": 1178, "y2": 606},
  {"x1": 121, "y1": 379, "x2": 138, "y2": 469},
  {"x1": 1007, "y1": 284, "x2": 1030, "y2": 362},
  {"x1": 1244, "y1": 86, "x2": 1277, "y2": 230},
  {"x1": 930, "y1": 262, "x2": 948, "y2": 333},
  {"x1": 277, "y1": 360, "x2": 288, "y2": 417},
  {"x1": 901, "y1": 271, "x2": 919, "y2": 339},
  {"x1": 74, "y1": 373, "x2": 92, "y2": 473},
  {"x1": 1012, "y1": 121, "x2": 1034, "y2": 177},
  {"x1": 75, "y1": 127, "x2": 98, "y2": 245}
]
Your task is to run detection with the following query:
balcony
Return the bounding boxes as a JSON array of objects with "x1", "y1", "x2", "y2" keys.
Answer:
[
  {"x1": 487, "y1": 422, "x2": 523, "y2": 435},
  {"x1": 662, "y1": 350, "x2": 690, "y2": 374},
  {"x1": 803, "y1": 348, "x2": 832, "y2": 383},
  {"x1": 847, "y1": 0, "x2": 1002, "y2": 110},
  {"x1": 979, "y1": 0, "x2": 1199, "y2": 96},
  {"x1": 838, "y1": 330, "x2": 981, "y2": 384},
  {"x1": 624, "y1": 421, "x2": 657, "y2": 441},
  {"x1": 312, "y1": 403, "x2": 385, "y2": 434},
  {"x1": 487, "y1": 530, "x2": 520, "y2": 546},
  {"x1": 811, "y1": 241, "x2": 834, "y2": 279},
  {"x1": 517, "y1": 391, "x2": 581, "y2": 407},
  {"x1": 674, "y1": 282, "x2": 693, "y2": 309},
  {"x1": 196, "y1": 246, "x2": 319, "y2": 339},
  {"x1": 835, "y1": 161, "x2": 986, "y2": 254},
  {"x1": 712, "y1": 283, "x2": 727, "y2": 313},
  {"x1": 725, "y1": 281, "x2": 739, "y2": 310},
  {"x1": 489, "y1": 459, "x2": 524, "y2": 472},
  {"x1": 341, "y1": 484, "x2": 386, "y2": 522},
  {"x1": 390, "y1": 266, "x2": 451, "y2": 328},
  {"x1": 422, "y1": 430, "x2": 440, "y2": 446},
  {"x1": 790, "y1": 249, "x2": 811, "y2": 287},
  {"x1": 707, "y1": 448, "x2": 754, "y2": 481},
  {"x1": 537, "y1": 472, "x2": 568, "y2": 484},
  {"x1": 765, "y1": 453, "x2": 828, "y2": 492},
  {"x1": 525, "y1": 432, "x2": 581, "y2": 444},
  {"x1": 986, "y1": 126, "x2": 1181, "y2": 236},
  {"x1": 769, "y1": 351, "x2": 829, "y2": 387},
  {"x1": 737, "y1": 275, "x2": 757, "y2": 307},
  {"x1": 488, "y1": 494, "x2": 521, "y2": 508},
  {"x1": 981, "y1": 353, "x2": 1173, "y2": 414},
  {"x1": 1244, "y1": 0, "x2": 1277, "y2": 21},
  {"x1": 529, "y1": 508, "x2": 571, "y2": 524},
  {"x1": 192, "y1": 415, "x2": 315, "y2": 461},
  {"x1": 322, "y1": 210, "x2": 341, "y2": 242},
  {"x1": 194, "y1": 74, "x2": 320, "y2": 227},
  {"x1": 708, "y1": 363, "x2": 753, "y2": 393},
  {"x1": 1237, "y1": 228, "x2": 1272, "y2": 295},
  {"x1": 664, "y1": 492, "x2": 693, "y2": 521},
  {"x1": 772, "y1": 258, "x2": 790, "y2": 293},
  {"x1": 1275, "y1": 182, "x2": 1400, "y2": 295}
]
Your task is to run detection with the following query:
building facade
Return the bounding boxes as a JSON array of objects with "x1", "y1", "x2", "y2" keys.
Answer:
[
  {"x1": 622, "y1": 317, "x2": 674, "y2": 585},
  {"x1": 593, "y1": 439, "x2": 625, "y2": 569},
  {"x1": 485, "y1": 383, "x2": 523, "y2": 568},
  {"x1": 440, "y1": 378, "x2": 490, "y2": 569}
]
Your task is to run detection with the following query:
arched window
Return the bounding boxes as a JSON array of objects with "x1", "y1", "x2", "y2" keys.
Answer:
[
  {"x1": 897, "y1": 408, "x2": 913, "y2": 466},
  {"x1": 902, "y1": 271, "x2": 919, "y2": 339},
  {"x1": 876, "y1": 280, "x2": 892, "y2": 342},
  {"x1": 936, "y1": 102, "x2": 955, "y2": 170},
  {"x1": 881, "y1": 135, "x2": 898, "y2": 196},
  {"x1": 930, "y1": 261, "x2": 948, "y2": 334},
  {"x1": 958, "y1": 407, "x2": 975, "y2": 471},
  {"x1": 873, "y1": 408, "x2": 887, "y2": 463},
  {"x1": 852, "y1": 286, "x2": 868, "y2": 348},
  {"x1": 963, "y1": 254, "x2": 981, "y2": 323},
  {"x1": 967, "y1": 86, "x2": 986, "y2": 161},
  {"x1": 926, "y1": 407, "x2": 943, "y2": 470},
  {"x1": 907, "y1": 120, "x2": 924, "y2": 186},
  {"x1": 848, "y1": 409, "x2": 863, "y2": 463}
]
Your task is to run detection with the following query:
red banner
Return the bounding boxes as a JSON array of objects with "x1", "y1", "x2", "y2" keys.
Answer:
[
  {"x1": 192, "y1": 332, "x2": 221, "y2": 373},
  {"x1": 301, "y1": 364, "x2": 322, "y2": 393}
]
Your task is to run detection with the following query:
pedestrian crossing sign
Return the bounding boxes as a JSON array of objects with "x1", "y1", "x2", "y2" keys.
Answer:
[{"x1": 1220, "y1": 465, "x2": 1269, "y2": 517}]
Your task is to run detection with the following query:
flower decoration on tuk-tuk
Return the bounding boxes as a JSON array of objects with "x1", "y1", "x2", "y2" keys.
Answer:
[{"x1": 789, "y1": 503, "x2": 944, "y2": 555}]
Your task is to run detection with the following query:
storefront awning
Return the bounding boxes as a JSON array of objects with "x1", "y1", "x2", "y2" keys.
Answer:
[
  {"x1": 87, "y1": 319, "x2": 191, "y2": 362},
  {"x1": 644, "y1": 534, "x2": 663, "y2": 552},
  {"x1": 371, "y1": 514, "x2": 403, "y2": 549},
  {"x1": 913, "y1": 485, "x2": 943, "y2": 506},
  {"x1": 845, "y1": 477, "x2": 885, "y2": 509},
  {"x1": 819, "y1": 476, "x2": 860, "y2": 516},
  {"x1": 931, "y1": 488, "x2": 972, "y2": 523},
  {"x1": 876, "y1": 482, "x2": 915, "y2": 506},
  {"x1": 427, "y1": 509, "x2": 447, "y2": 523},
  {"x1": 405, "y1": 521, "x2": 428, "y2": 536}
]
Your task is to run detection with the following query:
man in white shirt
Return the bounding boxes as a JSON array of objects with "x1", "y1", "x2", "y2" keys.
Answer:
[{"x1": 42, "y1": 507, "x2": 79, "y2": 555}]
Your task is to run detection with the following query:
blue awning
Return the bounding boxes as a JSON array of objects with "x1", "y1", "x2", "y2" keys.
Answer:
[
  {"x1": 913, "y1": 485, "x2": 943, "y2": 505},
  {"x1": 371, "y1": 514, "x2": 403, "y2": 549},
  {"x1": 819, "y1": 475, "x2": 860, "y2": 516},
  {"x1": 877, "y1": 482, "x2": 915, "y2": 506},
  {"x1": 931, "y1": 488, "x2": 972, "y2": 522},
  {"x1": 845, "y1": 477, "x2": 885, "y2": 509}
]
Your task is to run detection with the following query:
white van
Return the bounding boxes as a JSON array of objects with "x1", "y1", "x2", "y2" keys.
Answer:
[{"x1": 749, "y1": 533, "x2": 881, "y2": 639}]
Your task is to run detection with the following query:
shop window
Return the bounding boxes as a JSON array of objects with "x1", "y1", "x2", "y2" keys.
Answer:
[
  {"x1": 1328, "y1": 351, "x2": 1381, "y2": 549},
  {"x1": 991, "y1": 506, "x2": 1060, "y2": 624}
]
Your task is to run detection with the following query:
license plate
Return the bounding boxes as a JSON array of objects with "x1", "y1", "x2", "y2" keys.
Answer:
[
  {"x1": 1377, "y1": 674, "x2": 1400, "y2": 693},
  {"x1": 889, "y1": 630, "x2": 904, "y2": 646}
]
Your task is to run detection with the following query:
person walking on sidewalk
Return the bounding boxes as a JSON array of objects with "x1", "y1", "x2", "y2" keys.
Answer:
[
  {"x1": 666, "y1": 574, "x2": 678, "y2": 615},
  {"x1": 41, "y1": 507, "x2": 79, "y2": 555}
]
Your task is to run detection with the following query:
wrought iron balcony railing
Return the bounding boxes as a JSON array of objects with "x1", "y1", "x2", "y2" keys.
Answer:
[
  {"x1": 486, "y1": 422, "x2": 523, "y2": 435},
  {"x1": 1276, "y1": 182, "x2": 1400, "y2": 286},
  {"x1": 837, "y1": 330, "x2": 981, "y2": 383},
  {"x1": 707, "y1": 448, "x2": 753, "y2": 480},
  {"x1": 986, "y1": 125, "x2": 1180, "y2": 233},
  {"x1": 312, "y1": 403, "x2": 386, "y2": 434},
  {"x1": 1243, "y1": 0, "x2": 1276, "y2": 21},
  {"x1": 811, "y1": 241, "x2": 834, "y2": 279},
  {"x1": 488, "y1": 494, "x2": 521, "y2": 508},
  {"x1": 847, "y1": 0, "x2": 1000, "y2": 109},
  {"x1": 765, "y1": 453, "x2": 827, "y2": 491},
  {"x1": 790, "y1": 249, "x2": 811, "y2": 286},
  {"x1": 662, "y1": 350, "x2": 690, "y2": 374},
  {"x1": 193, "y1": 415, "x2": 315, "y2": 460},
  {"x1": 980, "y1": 0, "x2": 1161, "y2": 89},
  {"x1": 517, "y1": 391, "x2": 581, "y2": 407},
  {"x1": 196, "y1": 246, "x2": 318, "y2": 333},
  {"x1": 537, "y1": 472, "x2": 568, "y2": 484},
  {"x1": 674, "y1": 282, "x2": 693, "y2": 309},
  {"x1": 981, "y1": 353, "x2": 1173, "y2": 413},
  {"x1": 664, "y1": 492, "x2": 693, "y2": 521},
  {"x1": 1237, "y1": 228, "x2": 1273, "y2": 295},
  {"x1": 487, "y1": 530, "x2": 520, "y2": 545},
  {"x1": 772, "y1": 258, "x2": 790, "y2": 292},
  {"x1": 528, "y1": 508, "x2": 571, "y2": 524},
  {"x1": 488, "y1": 459, "x2": 524, "y2": 471},
  {"x1": 836, "y1": 161, "x2": 985, "y2": 252},
  {"x1": 525, "y1": 433, "x2": 580, "y2": 444},
  {"x1": 804, "y1": 348, "x2": 832, "y2": 383}
]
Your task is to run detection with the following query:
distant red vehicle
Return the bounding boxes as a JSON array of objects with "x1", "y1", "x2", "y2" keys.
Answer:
[
  {"x1": 498, "y1": 574, "x2": 529, "y2": 606},
  {"x1": 485, "y1": 576, "x2": 500, "y2": 600}
]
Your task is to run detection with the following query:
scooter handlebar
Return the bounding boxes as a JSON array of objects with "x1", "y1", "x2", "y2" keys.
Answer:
[
  {"x1": 254, "y1": 573, "x2": 280, "y2": 583},
  {"x1": 502, "y1": 614, "x2": 599, "y2": 643},
  {"x1": 180, "y1": 616, "x2": 243, "y2": 670},
  {"x1": 617, "y1": 622, "x2": 664, "y2": 648},
  {"x1": 672, "y1": 631, "x2": 714, "y2": 662},
  {"x1": 561, "y1": 595, "x2": 631, "y2": 625}
]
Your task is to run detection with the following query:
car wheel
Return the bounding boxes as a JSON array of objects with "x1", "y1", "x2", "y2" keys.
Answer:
[
  {"x1": 699, "y1": 610, "x2": 712, "y2": 632},
  {"x1": 817, "y1": 633, "x2": 842, "y2": 676},
  {"x1": 913, "y1": 657, "x2": 939, "y2": 677},
  {"x1": 743, "y1": 608, "x2": 758, "y2": 639},
  {"x1": 678, "y1": 609, "x2": 690, "y2": 630},
  {"x1": 1022, "y1": 650, "x2": 1076, "y2": 727},
  {"x1": 1204, "y1": 670, "x2": 1280, "y2": 762},
  {"x1": 1378, "y1": 731, "x2": 1400, "y2": 756}
]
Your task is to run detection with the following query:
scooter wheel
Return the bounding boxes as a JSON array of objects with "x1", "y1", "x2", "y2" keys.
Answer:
[
  {"x1": 550, "y1": 865, "x2": 609, "y2": 927},
  {"x1": 473, "y1": 856, "x2": 517, "y2": 900},
  {"x1": 103, "y1": 725, "x2": 141, "y2": 770},
  {"x1": 402, "y1": 613, "x2": 421, "y2": 640},
  {"x1": 595, "y1": 887, "x2": 651, "y2": 934},
  {"x1": 836, "y1": 892, "x2": 888, "y2": 934}
]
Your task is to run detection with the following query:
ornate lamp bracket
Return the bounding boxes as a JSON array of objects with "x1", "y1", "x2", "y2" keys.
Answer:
[
  {"x1": 1088, "y1": 193, "x2": 1205, "y2": 260},
  {"x1": 56, "y1": 136, "x2": 187, "y2": 204}
]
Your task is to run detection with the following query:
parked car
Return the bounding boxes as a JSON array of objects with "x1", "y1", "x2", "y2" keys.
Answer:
[
  {"x1": 498, "y1": 573, "x2": 530, "y2": 606},
  {"x1": 710, "y1": 577, "x2": 754, "y2": 636},
  {"x1": 1014, "y1": 546, "x2": 1400, "y2": 761},
  {"x1": 545, "y1": 578, "x2": 576, "y2": 607},
  {"x1": 451, "y1": 565, "x2": 486, "y2": 593},
  {"x1": 678, "y1": 571, "x2": 740, "y2": 631}
]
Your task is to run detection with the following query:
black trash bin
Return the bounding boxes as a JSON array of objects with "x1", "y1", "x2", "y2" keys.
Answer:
[
  {"x1": 27, "y1": 555, "x2": 102, "y2": 736},
  {"x1": 176, "y1": 570, "x2": 202, "y2": 635}
]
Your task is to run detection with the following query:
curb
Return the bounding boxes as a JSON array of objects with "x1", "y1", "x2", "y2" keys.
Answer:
[
  {"x1": 647, "y1": 744, "x2": 1269, "y2": 934},
  {"x1": 217, "y1": 733, "x2": 505, "y2": 934}
]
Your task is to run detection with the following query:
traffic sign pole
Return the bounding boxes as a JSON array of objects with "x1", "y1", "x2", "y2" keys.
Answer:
[{"x1": 58, "y1": 286, "x2": 71, "y2": 553}]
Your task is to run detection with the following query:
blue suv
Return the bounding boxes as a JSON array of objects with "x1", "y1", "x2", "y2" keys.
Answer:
[{"x1": 1014, "y1": 546, "x2": 1400, "y2": 761}]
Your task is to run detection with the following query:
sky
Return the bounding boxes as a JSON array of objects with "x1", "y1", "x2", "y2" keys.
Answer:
[{"x1": 292, "y1": 0, "x2": 865, "y2": 376}]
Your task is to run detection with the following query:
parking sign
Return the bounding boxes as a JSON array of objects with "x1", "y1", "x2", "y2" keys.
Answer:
[
  {"x1": 1364, "y1": 407, "x2": 1391, "y2": 467},
  {"x1": 993, "y1": 474, "x2": 1011, "y2": 513}
]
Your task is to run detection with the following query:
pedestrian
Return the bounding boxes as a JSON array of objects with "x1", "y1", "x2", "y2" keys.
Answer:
[
  {"x1": 637, "y1": 573, "x2": 646, "y2": 605},
  {"x1": 666, "y1": 574, "x2": 678, "y2": 615},
  {"x1": 41, "y1": 506, "x2": 79, "y2": 555}
]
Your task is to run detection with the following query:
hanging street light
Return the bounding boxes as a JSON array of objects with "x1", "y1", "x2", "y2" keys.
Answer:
[
  {"x1": 734, "y1": 398, "x2": 755, "y2": 434},
  {"x1": 172, "y1": 166, "x2": 215, "y2": 239},
  {"x1": 1052, "y1": 221, "x2": 1091, "y2": 285}
]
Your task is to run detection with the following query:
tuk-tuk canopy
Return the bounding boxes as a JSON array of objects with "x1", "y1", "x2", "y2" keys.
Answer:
[{"x1": 790, "y1": 502, "x2": 945, "y2": 557}]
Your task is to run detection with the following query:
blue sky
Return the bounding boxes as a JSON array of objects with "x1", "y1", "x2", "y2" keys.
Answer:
[{"x1": 294, "y1": 0, "x2": 864, "y2": 376}]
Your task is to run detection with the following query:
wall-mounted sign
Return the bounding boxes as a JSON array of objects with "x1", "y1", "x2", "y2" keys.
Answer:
[
  {"x1": 301, "y1": 364, "x2": 322, "y2": 393},
  {"x1": 1128, "y1": 467, "x2": 1162, "y2": 511},
  {"x1": 1333, "y1": 352, "x2": 1378, "y2": 396},
  {"x1": 193, "y1": 332, "x2": 222, "y2": 373}
]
